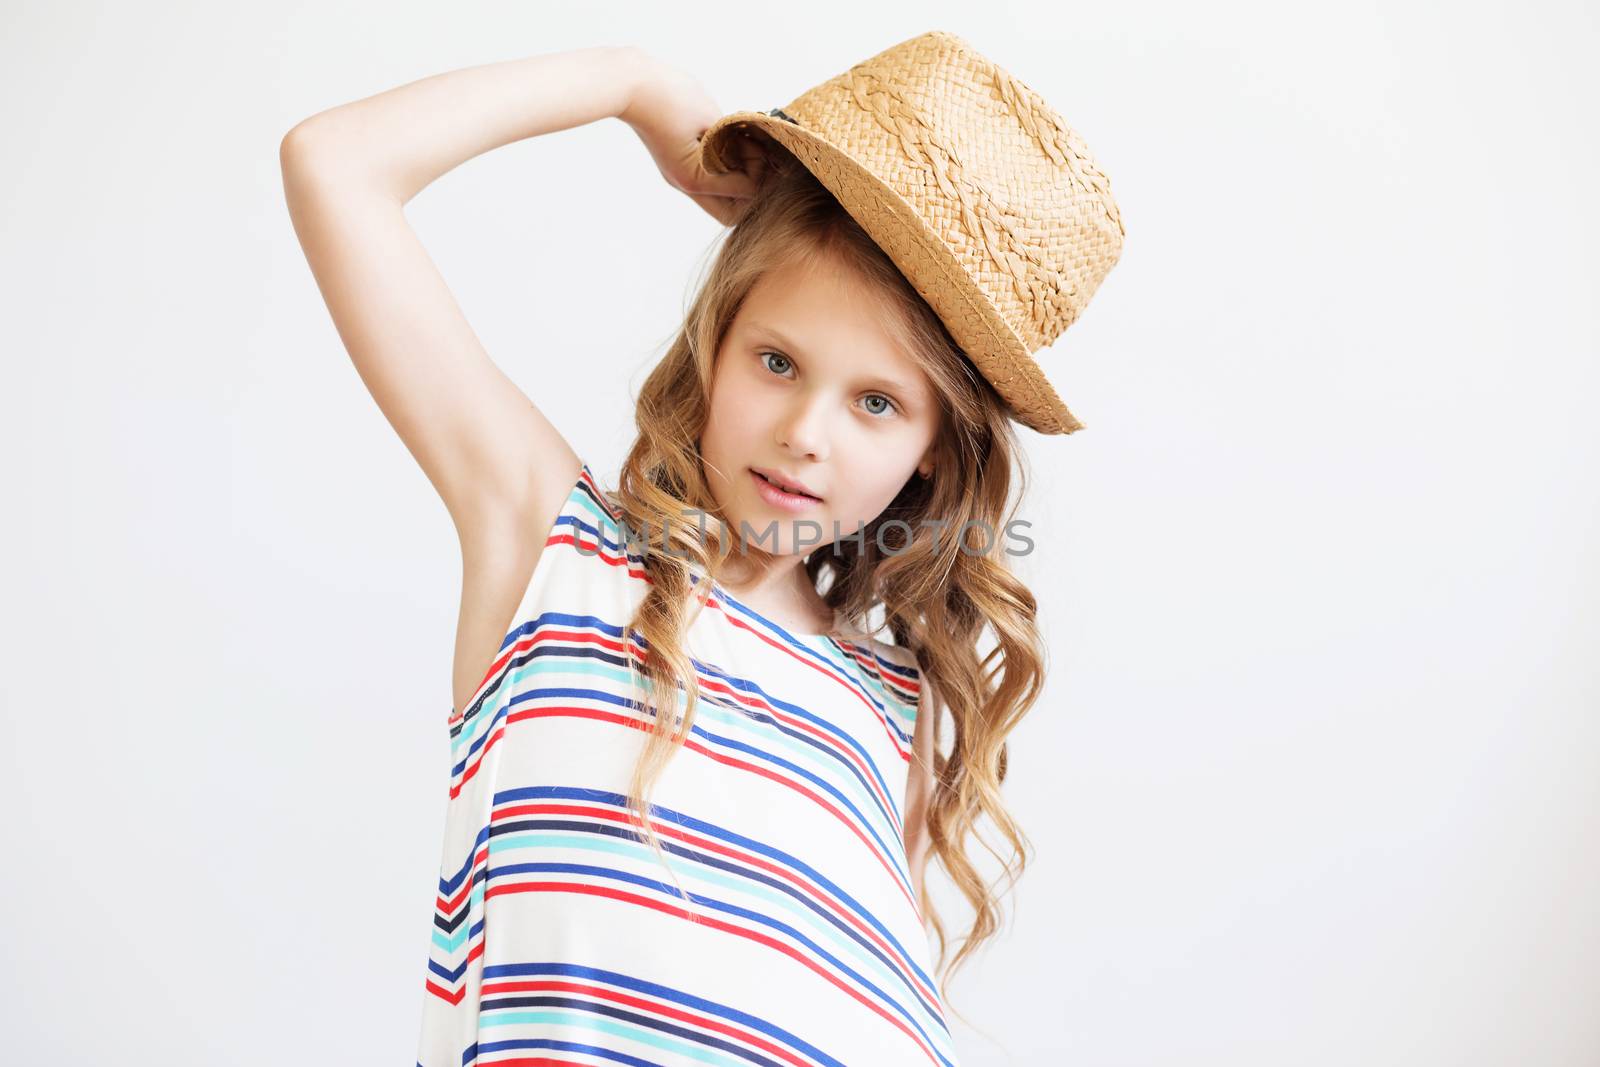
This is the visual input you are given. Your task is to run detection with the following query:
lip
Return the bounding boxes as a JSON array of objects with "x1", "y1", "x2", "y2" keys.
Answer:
[
  {"x1": 750, "y1": 468, "x2": 823, "y2": 511},
  {"x1": 750, "y1": 467, "x2": 823, "y2": 499}
]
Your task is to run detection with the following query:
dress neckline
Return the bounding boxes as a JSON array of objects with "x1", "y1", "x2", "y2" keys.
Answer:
[{"x1": 706, "y1": 575, "x2": 858, "y2": 646}]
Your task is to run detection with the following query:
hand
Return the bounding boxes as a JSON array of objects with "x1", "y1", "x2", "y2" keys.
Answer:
[{"x1": 620, "y1": 53, "x2": 768, "y2": 225}]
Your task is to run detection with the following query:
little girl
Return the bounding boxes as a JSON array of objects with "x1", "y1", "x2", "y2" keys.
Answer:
[{"x1": 283, "y1": 32, "x2": 1122, "y2": 1067}]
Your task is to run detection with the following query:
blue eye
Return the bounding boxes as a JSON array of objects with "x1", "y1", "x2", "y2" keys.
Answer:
[{"x1": 759, "y1": 350, "x2": 899, "y2": 418}]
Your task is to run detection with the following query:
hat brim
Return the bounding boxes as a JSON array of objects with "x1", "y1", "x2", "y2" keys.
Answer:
[{"x1": 699, "y1": 110, "x2": 1085, "y2": 435}]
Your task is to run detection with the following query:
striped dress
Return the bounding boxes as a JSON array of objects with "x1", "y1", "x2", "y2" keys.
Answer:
[{"x1": 415, "y1": 460, "x2": 959, "y2": 1067}]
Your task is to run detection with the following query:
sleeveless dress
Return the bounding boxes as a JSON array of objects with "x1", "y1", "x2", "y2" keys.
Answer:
[{"x1": 414, "y1": 460, "x2": 959, "y2": 1067}]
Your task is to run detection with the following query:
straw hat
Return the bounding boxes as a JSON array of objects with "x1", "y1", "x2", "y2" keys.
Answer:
[{"x1": 697, "y1": 29, "x2": 1124, "y2": 435}]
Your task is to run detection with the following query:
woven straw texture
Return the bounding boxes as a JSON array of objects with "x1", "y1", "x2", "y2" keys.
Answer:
[{"x1": 698, "y1": 30, "x2": 1125, "y2": 435}]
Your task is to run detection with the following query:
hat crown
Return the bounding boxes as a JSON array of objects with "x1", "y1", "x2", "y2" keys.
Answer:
[{"x1": 777, "y1": 30, "x2": 1125, "y2": 351}]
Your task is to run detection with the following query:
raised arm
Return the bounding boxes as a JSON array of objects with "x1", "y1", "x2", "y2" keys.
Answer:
[
  {"x1": 279, "y1": 46, "x2": 760, "y2": 717},
  {"x1": 278, "y1": 46, "x2": 650, "y2": 536}
]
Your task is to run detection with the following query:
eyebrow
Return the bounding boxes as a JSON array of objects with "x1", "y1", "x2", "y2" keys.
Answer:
[{"x1": 745, "y1": 321, "x2": 923, "y2": 398}]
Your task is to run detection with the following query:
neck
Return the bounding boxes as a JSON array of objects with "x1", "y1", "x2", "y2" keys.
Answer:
[{"x1": 715, "y1": 555, "x2": 835, "y2": 632}]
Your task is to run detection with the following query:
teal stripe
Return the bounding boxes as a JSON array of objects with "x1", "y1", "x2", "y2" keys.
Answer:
[
  {"x1": 459, "y1": 653, "x2": 890, "y2": 815},
  {"x1": 430, "y1": 879, "x2": 484, "y2": 954},
  {"x1": 488, "y1": 829, "x2": 924, "y2": 1017},
  {"x1": 479, "y1": 1007, "x2": 747, "y2": 1065}
]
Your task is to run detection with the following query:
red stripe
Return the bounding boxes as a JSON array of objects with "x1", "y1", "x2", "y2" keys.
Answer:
[
  {"x1": 447, "y1": 527, "x2": 645, "y2": 726},
  {"x1": 424, "y1": 938, "x2": 483, "y2": 1003},
  {"x1": 488, "y1": 799, "x2": 936, "y2": 1006},
  {"x1": 495, "y1": 704, "x2": 917, "y2": 914},
  {"x1": 424, "y1": 979, "x2": 462, "y2": 1005},
  {"x1": 680, "y1": 651, "x2": 902, "y2": 832},
  {"x1": 478, "y1": 978, "x2": 816, "y2": 1067},
  {"x1": 485, "y1": 880, "x2": 942, "y2": 1067},
  {"x1": 434, "y1": 843, "x2": 489, "y2": 914},
  {"x1": 705, "y1": 593, "x2": 910, "y2": 759},
  {"x1": 451, "y1": 621, "x2": 905, "y2": 835},
  {"x1": 451, "y1": 538, "x2": 916, "y2": 782}
]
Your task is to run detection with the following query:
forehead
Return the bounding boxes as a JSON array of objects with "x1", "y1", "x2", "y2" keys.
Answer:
[{"x1": 734, "y1": 257, "x2": 932, "y2": 398}]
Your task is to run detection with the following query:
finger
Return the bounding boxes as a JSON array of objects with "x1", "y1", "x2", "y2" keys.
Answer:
[
  {"x1": 698, "y1": 167, "x2": 761, "y2": 201},
  {"x1": 735, "y1": 145, "x2": 770, "y2": 188},
  {"x1": 688, "y1": 136, "x2": 767, "y2": 197},
  {"x1": 736, "y1": 142, "x2": 769, "y2": 175}
]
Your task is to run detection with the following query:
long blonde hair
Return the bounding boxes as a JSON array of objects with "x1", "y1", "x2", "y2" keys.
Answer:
[{"x1": 601, "y1": 149, "x2": 1049, "y2": 1019}]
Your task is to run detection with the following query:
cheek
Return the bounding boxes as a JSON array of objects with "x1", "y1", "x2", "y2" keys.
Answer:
[
  {"x1": 830, "y1": 463, "x2": 915, "y2": 527},
  {"x1": 700, "y1": 392, "x2": 765, "y2": 494},
  {"x1": 706, "y1": 381, "x2": 766, "y2": 452}
]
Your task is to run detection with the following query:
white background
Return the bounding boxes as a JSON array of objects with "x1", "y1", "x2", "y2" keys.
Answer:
[{"x1": 3, "y1": 1, "x2": 1596, "y2": 1063}]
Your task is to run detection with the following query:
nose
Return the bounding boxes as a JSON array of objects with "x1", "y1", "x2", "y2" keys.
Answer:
[{"x1": 777, "y1": 392, "x2": 831, "y2": 461}]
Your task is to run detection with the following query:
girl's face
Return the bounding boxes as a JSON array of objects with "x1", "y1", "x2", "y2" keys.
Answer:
[{"x1": 700, "y1": 253, "x2": 942, "y2": 560}]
